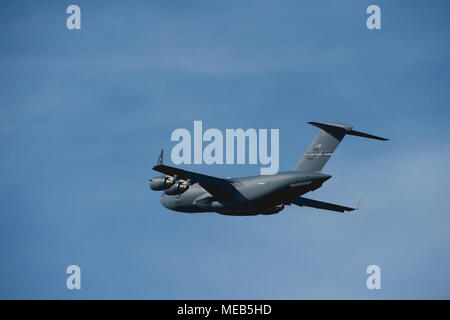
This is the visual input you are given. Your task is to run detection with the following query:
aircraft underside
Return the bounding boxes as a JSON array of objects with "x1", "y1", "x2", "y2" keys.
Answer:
[{"x1": 159, "y1": 179, "x2": 326, "y2": 216}]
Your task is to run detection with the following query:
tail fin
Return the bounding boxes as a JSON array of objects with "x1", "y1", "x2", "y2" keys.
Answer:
[{"x1": 294, "y1": 122, "x2": 388, "y2": 173}]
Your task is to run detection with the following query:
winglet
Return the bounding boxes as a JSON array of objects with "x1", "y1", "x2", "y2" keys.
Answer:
[
  {"x1": 354, "y1": 197, "x2": 363, "y2": 210},
  {"x1": 157, "y1": 149, "x2": 164, "y2": 166}
]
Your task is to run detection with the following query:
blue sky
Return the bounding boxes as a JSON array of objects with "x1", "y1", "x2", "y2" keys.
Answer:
[{"x1": 1, "y1": 0, "x2": 449, "y2": 299}]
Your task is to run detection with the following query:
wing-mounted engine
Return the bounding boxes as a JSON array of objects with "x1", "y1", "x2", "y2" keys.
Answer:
[
  {"x1": 164, "y1": 180, "x2": 190, "y2": 195},
  {"x1": 149, "y1": 175, "x2": 175, "y2": 191},
  {"x1": 149, "y1": 152, "x2": 192, "y2": 195}
]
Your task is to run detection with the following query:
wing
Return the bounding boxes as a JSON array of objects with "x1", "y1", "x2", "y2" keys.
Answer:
[
  {"x1": 153, "y1": 163, "x2": 237, "y2": 200},
  {"x1": 289, "y1": 196, "x2": 361, "y2": 213}
]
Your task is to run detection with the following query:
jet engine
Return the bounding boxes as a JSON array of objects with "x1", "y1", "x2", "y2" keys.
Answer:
[
  {"x1": 149, "y1": 175, "x2": 175, "y2": 190},
  {"x1": 164, "y1": 180, "x2": 190, "y2": 195}
]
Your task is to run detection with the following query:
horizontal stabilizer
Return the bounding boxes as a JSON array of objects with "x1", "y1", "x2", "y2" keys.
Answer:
[
  {"x1": 289, "y1": 196, "x2": 361, "y2": 213},
  {"x1": 347, "y1": 129, "x2": 388, "y2": 141},
  {"x1": 308, "y1": 122, "x2": 389, "y2": 141}
]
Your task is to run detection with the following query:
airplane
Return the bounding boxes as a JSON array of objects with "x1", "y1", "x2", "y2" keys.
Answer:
[{"x1": 149, "y1": 122, "x2": 388, "y2": 216}]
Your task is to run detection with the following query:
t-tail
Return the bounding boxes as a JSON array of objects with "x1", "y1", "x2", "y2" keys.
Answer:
[{"x1": 294, "y1": 122, "x2": 388, "y2": 173}]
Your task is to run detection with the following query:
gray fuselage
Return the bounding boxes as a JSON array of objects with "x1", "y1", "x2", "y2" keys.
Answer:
[{"x1": 160, "y1": 171, "x2": 331, "y2": 215}]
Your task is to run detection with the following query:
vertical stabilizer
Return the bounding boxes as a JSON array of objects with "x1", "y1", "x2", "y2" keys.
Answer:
[
  {"x1": 294, "y1": 122, "x2": 388, "y2": 173},
  {"x1": 294, "y1": 122, "x2": 350, "y2": 172}
]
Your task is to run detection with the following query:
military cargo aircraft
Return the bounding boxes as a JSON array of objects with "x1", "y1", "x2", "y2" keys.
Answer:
[{"x1": 149, "y1": 122, "x2": 388, "y2": 215}]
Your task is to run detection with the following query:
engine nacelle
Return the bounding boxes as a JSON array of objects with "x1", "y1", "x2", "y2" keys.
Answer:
[
  {"x1": 164, "y1": 180, "x2": 189, "y2": 195},
  {"x1": 149, "y1": 175, "x2": 175, "y2": 191}
]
